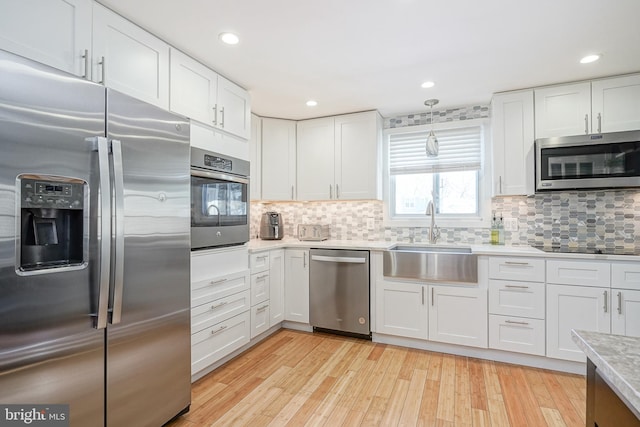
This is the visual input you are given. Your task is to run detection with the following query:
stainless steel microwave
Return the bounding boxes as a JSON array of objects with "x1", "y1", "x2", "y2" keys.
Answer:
[
  {"x1": 535, "y1": 130, "x2": 640, "y2": 191},
  {"x1": 190, "y1": 147, "x2": 250, "y2": 249}
]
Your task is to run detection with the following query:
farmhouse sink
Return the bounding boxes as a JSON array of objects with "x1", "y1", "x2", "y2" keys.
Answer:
[{"x1": 383, "y1": 244, "x2": 477, "y2": 284}]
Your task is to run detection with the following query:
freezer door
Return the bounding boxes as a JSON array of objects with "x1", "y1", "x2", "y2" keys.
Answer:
[
  {"x1": 105, "y1": 90, "x2": 191, "y2": 427},
  {"x1": 0, "y1": 50, "x2": 106, "y2": 426}
]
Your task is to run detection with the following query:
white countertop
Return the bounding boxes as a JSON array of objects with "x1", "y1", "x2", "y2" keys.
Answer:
[
  {"x1": 248, "y1": 238, "x2": 639, "y2": 261},
  {"x1": 572, "y1": 330, "x2": 640, "y2": 416}
]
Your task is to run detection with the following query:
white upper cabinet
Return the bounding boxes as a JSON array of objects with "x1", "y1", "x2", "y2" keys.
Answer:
[
  {"x1": 491, "y1": 90, "x2": 535, "y2": 196},
  {"x1": 0, "y1": 0, "x2": 92, "y2": 78},
  {"x1": 169, "y1": 49, "x2": 250, "y2": 139},
  {"x1": 190, "y1": 121, "x2": 249, "y2": 161},
  {"x1": 297, "y1": 111, "x2": 382, "y2": 201},
  {"x1": 92, "y1": 4, "x2": 169, "y2": 109},
  {"x1": 296, "y1": 117, "x2": 336, "y2": 200},
  {"x1": 249, "y1": 115, "x2": 262, "y2": 201},
  {"x1": 592, "y1": 74, "x2": 640, "y2": 133},
  {"x1": 216, "y1": 75, "x2": 251, "y2": 140},
  {"x1": 534, "y1": 75, "x2": 640, "y2": 138},
  {"x1": 534, "y1": 82, "x2": 591, "y2": 138},
  {"x1": 261, "y1": 118, "x2": 297, "y2": 201},
  {"x1": 335, "y1": 112, "x2": 382, "y2": 200},
  {"x1": 170, "y1": 49, "x2": 217, "y2": 125}
]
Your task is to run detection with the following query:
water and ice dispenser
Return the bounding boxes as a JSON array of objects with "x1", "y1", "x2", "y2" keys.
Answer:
[{"x1": 17, "y1": 175, "x2": 87, "y2": 273}]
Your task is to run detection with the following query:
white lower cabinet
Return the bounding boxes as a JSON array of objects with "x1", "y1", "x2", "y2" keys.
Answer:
[
  {"x1": 269, "y1": 250, "x2": 285, "y2": 327},
  {"x1": 489, "y1": 315, "x2": 545, "y2": 356},
  {"x1": 611, "y1": 289, "x2": 640, "y2": 337},
  {"x1": 428, "y1": 285, "x2": 488, "y2": 348},
  {"x1": 190, "y1": 247, "x2": 250, "y2": 376},
  {"x1": 375, "y1": 279, "x2": 428, "y2": 339},
  {"x1": 191, "y1": 311, "x2": 251, "y2": 375},
  {"x1": 546, "y1": 284, "x2": 610, "y2": 362},
  {"x1": 250, "y1": 302, "x2": 271, "y2": 338},
  {"x1": 284, "y1": 249, "x2": 309, "y2": 323}
]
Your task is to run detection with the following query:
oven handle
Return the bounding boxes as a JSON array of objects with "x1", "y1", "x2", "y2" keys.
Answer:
[{"x1": 190, "y1": 168, "x2": 249, "y2": 184}]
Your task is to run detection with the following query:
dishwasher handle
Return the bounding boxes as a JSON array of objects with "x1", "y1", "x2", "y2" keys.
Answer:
[{"x1": 311, "y1": 255, "x2": 367, "y2": 264}]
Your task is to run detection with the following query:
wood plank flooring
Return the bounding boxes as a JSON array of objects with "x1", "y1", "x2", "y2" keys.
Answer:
[{"x1": 167, "y1": 329, "x2": 586, "y2": 426}]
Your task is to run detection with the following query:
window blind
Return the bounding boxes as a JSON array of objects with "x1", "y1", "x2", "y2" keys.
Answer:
[{"x1": 389, "y1": 125, "x2": 482, "y2": 175}]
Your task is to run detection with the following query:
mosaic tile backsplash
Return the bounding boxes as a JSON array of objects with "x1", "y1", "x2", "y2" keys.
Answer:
[
  {"x1": 385, "y1": 105, "x2": 490, "y2": 128},
  {"x1": 251, "y1": 189, "x2": 640, "y2": 250}
]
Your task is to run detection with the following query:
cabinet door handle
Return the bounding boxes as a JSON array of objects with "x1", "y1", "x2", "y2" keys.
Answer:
[
  {"x1": 617, "y1": 291, "x2": 622, "y2": 314},
  {"x1": 505, "y1": 320, "x2": 529, "y2": 326},
  {"x1": 212, "y1": 104, "x2": 218, "y2": 125},
  {"x1": 504, "y1": 261, "x2": 529, "y2": 266},
  {"x1": 291, "y1": 185, "x2": 294, "y2": 200},
  {"x1": 421, "y1": 287, "x2": 425, "y2": 305},
  {"x1": 220, "y1": 106, "x2": 225, "y2": 128},
  {"x1": 82, "y1": 49, "x2": 89, "y2": 79},
  {"x1": 505, "y1": 284, "x2": 529, "y2": 289},
  {"x1": 584, "y1": 114, "x2": 589, "y2": 134},
  {"x1": 211, "y1": 301, "x2": 228, "y2": 310},
  {"x1": 336, "y1": 184, "x2": 340, "y2": 199},
  {"x1": 98, "y1": 56, "x2": 105, "y2": 84},
  {"x1": 597, "y1": 113, "x2": 602, "y2": 133},
  {"x1": 329, "y1": 185, "x2": 333, "y2": 199},
  {"x1": 499, "y1": 176, "x2": 502, "y2": 194},
  {"x1": 603, "y1": 290, "x2": 608, "y2": 313},
  {"x1": 431, "y1": 287, "x2": 435, "y2": 306},
  {"x1": 211, "y1": 325, "x2": 227, "y2": 335},
  {"x1": 303, "y1": 252, "x2": 307, "y2": 268}
]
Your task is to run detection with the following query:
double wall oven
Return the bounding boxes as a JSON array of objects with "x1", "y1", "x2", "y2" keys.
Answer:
[{"x1": 190, "y1": 147, "x2": 250, "y2": 249}]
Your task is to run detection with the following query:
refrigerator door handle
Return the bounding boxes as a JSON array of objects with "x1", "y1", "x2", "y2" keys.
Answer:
[
  {"x1": 110, "y1": 139, "x2": 125, "y2": 324},
  {"x1": 91, "y1": 136, "x2": 111, "y2": 330}
]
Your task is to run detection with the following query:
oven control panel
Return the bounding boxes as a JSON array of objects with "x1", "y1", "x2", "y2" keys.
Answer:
[{"x1": 204, "y1": 154, "x2": 232, "y2": 172}]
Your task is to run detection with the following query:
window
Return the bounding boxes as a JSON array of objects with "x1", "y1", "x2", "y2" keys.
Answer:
[{"x1": 385, "y1": 120, "x2": 489, "y2": 227}]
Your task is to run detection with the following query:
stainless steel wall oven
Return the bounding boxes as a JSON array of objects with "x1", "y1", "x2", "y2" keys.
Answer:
[{"x1": 190, "y1": 147, "x2": 250, "y2": 249}]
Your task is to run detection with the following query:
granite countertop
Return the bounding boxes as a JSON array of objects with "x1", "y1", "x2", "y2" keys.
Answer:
[
  {"x1": 571, "y1": 329, "x2": 640, "y2": 415},
  {"x1": 248, "y1": 238, "x2": 639, "y2": 261}
]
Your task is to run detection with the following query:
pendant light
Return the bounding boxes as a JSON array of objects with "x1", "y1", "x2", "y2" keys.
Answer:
[{"x1": 424, "y1": 99, "x2": 439, "y2": 157}]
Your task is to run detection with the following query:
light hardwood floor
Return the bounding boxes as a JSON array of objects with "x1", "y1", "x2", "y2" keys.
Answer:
[{"x1": 168, "y1": 329, "x2": 586, "y2": 426}]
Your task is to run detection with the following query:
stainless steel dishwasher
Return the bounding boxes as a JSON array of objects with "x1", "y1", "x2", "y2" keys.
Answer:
[{"x1": 309, "y1": 249, "x2": 370, "y2": 338}]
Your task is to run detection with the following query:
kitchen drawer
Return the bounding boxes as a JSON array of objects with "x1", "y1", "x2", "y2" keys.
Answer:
[
  {"x1": 192, "y1": 246, "x2": 248, "y2": 281},
  {"x1": 612, "y1": 262, "x2": 640, "y2": 291},
  {"x1": 547, "y1": 259, "x2": 610, "y2": 287},
  {"x1": 192, "y1": 269, "x2": 250, "y2": 307},
  {"x1": 191, "y1": 289, "x2": 250, "y2": 335},
  {"x1": 489, "y1": 280, "x2": 545, "y2": 319},
  {"x1": 191, "y1": 311, "x2": 250, "y2": 375},
  {"x1": 250, "y1": 251, "x2": 270, "y2": 274},
  {"x1": 489, "y1": 314, "x2": 545, "y2": 356},
  {"x1": 250, "y1": 301, "x2": 270, "y2": 339},
  {"x1": 488, "y1": 257, "x2": 545, "y2": 282},
  {"x1": 251, "y1": 271, "x2": 270, "y2": 306}
]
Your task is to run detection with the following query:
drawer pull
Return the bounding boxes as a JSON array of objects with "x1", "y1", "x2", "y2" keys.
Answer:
[
  {"x1": 505, "y1": 284, "x2": 529, "y2": 289},
  {"x1": 505, "y1": 320, "x2": 529, "y2": 326},
  {"x1": 256, "y1": 255, "x2": 268, "y2": 260},
  {"x1": 211, "y1": 325, "x2": 227, "y2": 335},
  {"x1": 504, "y1": 261, "x2": 529, "y2": 266},
  {"x1": 256, "y1": 304, "x2": 269, "y2": 312},
  {"x1": 256, "y1": 274, "x2": 269, "y2": 280},
  {"x1": 211, "y1": 301, "x2": 228, "y2": 310},
  {"x1": 209, "y1": 278, "x2": 228, "y2": 285}
]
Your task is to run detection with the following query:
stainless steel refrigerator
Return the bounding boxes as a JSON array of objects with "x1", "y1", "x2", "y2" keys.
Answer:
[{"x1": 0, "y1": 49, "x2": 191, "y2": 426}]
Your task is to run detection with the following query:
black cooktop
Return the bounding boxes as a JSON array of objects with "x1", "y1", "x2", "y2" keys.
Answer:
[{"x1": 532, "y1": 246, "x2": 640, "y2": 256}]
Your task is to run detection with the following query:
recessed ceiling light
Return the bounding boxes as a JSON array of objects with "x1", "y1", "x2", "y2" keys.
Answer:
[
  {"x1": 421, "y1": 81, "x2": 435, "y2": 89},
  {"x1": 580, "y1": 54, "x2": 601, "y2": 64},
  {"x1": 219, "y1": 32, "x2": 239, "y2": 45},
  {"x1": 306, "y1": 100, "x2": 318, "y2": 107}
]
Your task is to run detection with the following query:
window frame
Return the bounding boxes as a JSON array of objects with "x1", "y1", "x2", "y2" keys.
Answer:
[{"x1": 382, "y1": 118, "x2": 492, "y2": 229}]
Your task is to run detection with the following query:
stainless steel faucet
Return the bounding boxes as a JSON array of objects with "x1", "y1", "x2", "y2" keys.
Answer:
[{"x1": 426, "y1": 200, "x2": 440, "y2": 244}]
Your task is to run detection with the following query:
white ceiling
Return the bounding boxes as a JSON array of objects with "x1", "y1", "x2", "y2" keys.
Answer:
[{"x1": 98, "y1": 0, "x2": 640, "y2": 120}]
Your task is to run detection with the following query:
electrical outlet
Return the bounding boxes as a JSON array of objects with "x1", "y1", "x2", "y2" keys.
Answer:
[
  {"x1": 504, "y1": 218, "x2": 518, "y2": 232},
  {"x1": 366, "y1": 218, "x2": 375, "y2": 229}
]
